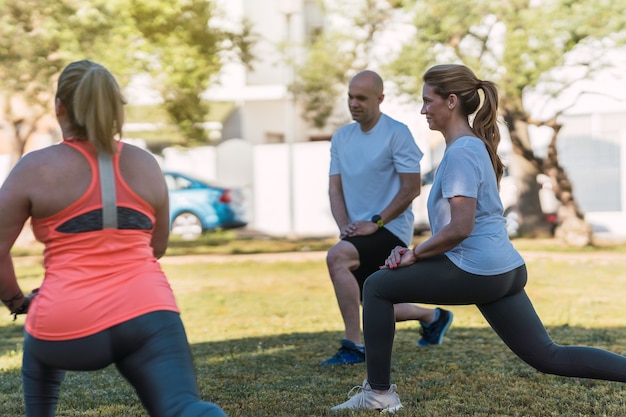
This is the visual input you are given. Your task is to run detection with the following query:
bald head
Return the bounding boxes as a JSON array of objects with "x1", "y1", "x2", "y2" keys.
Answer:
[{"x1": 349, "y1": 70, "x2": 384, "y2": 96}]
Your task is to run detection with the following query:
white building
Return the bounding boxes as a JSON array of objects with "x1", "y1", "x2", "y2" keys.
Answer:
[{"x1": 207, "y1": 0, "x2": 336, "y2": 145}]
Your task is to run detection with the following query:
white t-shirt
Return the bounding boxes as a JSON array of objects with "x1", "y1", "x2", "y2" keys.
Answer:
[
  {"x1": 428, "y1": 136, "x2": 525, "y2": 275},
  {"x1": 329, "y1": 113, "x2": 423, "y2": 246}
]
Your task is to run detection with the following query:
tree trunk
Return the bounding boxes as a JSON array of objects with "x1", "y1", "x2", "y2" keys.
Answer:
[
  {"x1": 10, "y1": 120, "x2": 33, "y2": 165},
  {"x1": 544, "y1": 121, "x2": 592, "y2": 247},
  {"x1": 504, "y1": 114, "x2": 553, "y2": 237},
  {"x1": 1, "y1": 93, "x2": 54, "y2": 168},
  {"x1": 0, "y1": 94, "x2": 49, "y2": 167},
  {"x1": 554, "y1": 203, "x2": 592, "y2": 247},
  {"x1": 503, "y1": 106, "x2": 592, "y2": 246}
]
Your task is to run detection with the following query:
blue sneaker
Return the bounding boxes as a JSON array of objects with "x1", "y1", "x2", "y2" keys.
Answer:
[
  {"x1": 320, "y1": 339, "x2": 365, "y2": 366},
  {"x1": 417, "y1": 308, "x2": 453, "y2": 346}
]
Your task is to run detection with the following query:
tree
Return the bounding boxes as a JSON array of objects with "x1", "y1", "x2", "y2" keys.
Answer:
[
  {"x1": 290, "y1": 0, "x2": 401, "y2": 129},
  {"x1": 0, "y1": 0, "x2": 138, "y2": 165},
  {"x1": 0, "y1": 0, "x2": 255, "y2": 162},
  {"x1": 128, "y1": 0, "x2": 255, "y2": 146},
  {"x1": 385, "y1": 0, "x2": 626, "y2": 246}
]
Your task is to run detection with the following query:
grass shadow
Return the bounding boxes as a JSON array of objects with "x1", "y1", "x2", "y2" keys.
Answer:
[
  {"x1": 192, "y1": 326, "x2": 626, "y2": 416},
  {"x1": 1, "y1": 326, "x2": 626, "y2": 416}
]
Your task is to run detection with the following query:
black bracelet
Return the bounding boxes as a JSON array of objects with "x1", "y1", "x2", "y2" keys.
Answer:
[
  {"x1": 2, "y1": 292, "x2": 24, "y2": 310},
  {"x1": 11, "y1": 301, "x2": 29, "y2": 321}
]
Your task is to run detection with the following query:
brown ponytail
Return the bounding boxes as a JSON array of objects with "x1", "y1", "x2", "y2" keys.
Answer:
[{"x1": 56, "y1": 60, "x2": 126, "y2": 155}]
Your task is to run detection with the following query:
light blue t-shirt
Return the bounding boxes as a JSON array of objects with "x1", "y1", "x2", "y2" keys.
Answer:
[
  {"x1": 427, "y1": 136, "x2": 524, "y2": 275},
  {"x1": 329, "y1": 113, "x2": 423, "y2": 246}
]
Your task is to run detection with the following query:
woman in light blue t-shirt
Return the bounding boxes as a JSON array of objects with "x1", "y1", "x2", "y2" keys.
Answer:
[{"x1": 331, "y1": 64, "x2": 626, "y2": 413}]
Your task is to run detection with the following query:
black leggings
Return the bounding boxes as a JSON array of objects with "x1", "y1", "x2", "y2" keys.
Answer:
[
  {"x1": 22, "y1": 311, "x2": 226, "y2": 417},
  {"x1": 363, "y1": 255, "x2": 626, "y2": 390}
]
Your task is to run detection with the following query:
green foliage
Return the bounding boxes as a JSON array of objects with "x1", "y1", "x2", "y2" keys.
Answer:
[
  {"x1": 128, "y1": 0, "x2": 255, "y2": 146},
  {"x1": 0, "y1": 0, "x2": 138, "y2": 112},
  {"x1": 291, "y1": 0, "x2": 403, "y2": 128},
  {"x1": 126, "y1": 102, "x2": 236, "y2": 125},
  {"x1": 0, "y1": 0, "x2": 254, "y2": 151},
  {"x1": 124, "y1": 102, "x2": 237, "y2": 149},
  {"x1": 0, "y1": 0, "x2": 143, "y2": 162},
  {"x1": 290, "y1": 35, "x2": 356, "y2": 128},
  {"x1": 389, "y1": 0, "x2": 626, "y2": 114}
]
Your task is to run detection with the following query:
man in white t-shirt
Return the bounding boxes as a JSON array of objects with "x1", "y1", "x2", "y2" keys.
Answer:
[{"x1": 320, "y1": 70, "x2": 453, "y2": 366}]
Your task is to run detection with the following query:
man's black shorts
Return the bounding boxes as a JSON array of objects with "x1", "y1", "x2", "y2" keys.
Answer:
[{"x1": 343, "y1": 227, "x2": 405, "y2": 298}]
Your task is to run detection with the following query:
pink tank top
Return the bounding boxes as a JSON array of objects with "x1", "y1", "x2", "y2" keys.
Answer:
[{"x1": 26, "y1": 140, "x2": 179, "y2": 341}]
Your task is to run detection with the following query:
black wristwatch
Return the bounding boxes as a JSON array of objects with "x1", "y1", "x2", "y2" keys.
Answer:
[{"x1": 371, "y1": 214, "x2": 384, "y2": 228}]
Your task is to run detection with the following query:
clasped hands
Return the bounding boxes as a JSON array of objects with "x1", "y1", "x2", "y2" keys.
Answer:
[
  {"x1": 339, "y1": 220, "x2": 379, "y2": 239},
  {"x1": 380, "y1": 245, "x2": 417, "y2": 270}
]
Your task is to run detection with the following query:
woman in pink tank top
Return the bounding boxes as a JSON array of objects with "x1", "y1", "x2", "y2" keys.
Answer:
[{"x1": 0, "y1": 60, "x2": 226, "y2": 417}]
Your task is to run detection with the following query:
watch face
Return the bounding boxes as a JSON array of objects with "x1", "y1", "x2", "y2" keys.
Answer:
[{"x1": 371, "y1": 214, "x2": 383, "y2": 228}]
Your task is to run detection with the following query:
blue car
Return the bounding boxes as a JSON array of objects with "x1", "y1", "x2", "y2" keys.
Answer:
[{"x1": 163, "y1": 171, "x2": 247, "y2": 240}]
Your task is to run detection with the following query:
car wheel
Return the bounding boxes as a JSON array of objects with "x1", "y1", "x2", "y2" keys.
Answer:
[
  {"x1": 504, "y1": 206, "x2": 520, "y2": 238},
  {"x1": 171, "y1": 212, "x2": 203, "y2": 240}
]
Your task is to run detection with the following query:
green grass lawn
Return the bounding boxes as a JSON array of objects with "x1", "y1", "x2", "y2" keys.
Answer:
[{"x1": 2, "y1": 240, "x2": 626, "y2": 416}]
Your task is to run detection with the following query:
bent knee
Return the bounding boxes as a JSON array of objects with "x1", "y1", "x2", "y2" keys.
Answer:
[
  {"x1": 326, "y1": 241, "x2": 359, "y2": 272},
  {"x1": 515, "y1": 345, "x2": 569, "y2": 376},
  {"x1": 362, "y1": 269, "x2": 388, "y2": 291}
]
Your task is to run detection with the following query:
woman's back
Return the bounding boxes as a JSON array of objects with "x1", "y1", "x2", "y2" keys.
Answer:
[
  {"x1": 21, "y1": 140, "x2": 166, "y2": 220},
  {"x1": 17, "y1": 139, "x2": 170, "y2": 257},
  {"x1": 24, "y1": 139, "x2": 178, "y2": 341}
]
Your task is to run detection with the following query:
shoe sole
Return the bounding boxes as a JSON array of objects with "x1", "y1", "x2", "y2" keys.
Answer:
[
  {"x1": 320, "y1": 359, "x2": 365, "y2": 366},
  {"x1": 381, "y1": 404, "x2": 404, "y2": 414}
]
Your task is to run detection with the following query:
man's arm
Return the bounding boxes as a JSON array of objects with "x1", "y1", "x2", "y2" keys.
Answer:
[
  {"x1": 329, "y1": 174, "x2": 350, "y2": 233},
  {"x1": 377, "y1": 172, "x2": 421, "y2": 225},
  {"x1": 342, "y1": 172, "x2": 421, "y2": 238}
]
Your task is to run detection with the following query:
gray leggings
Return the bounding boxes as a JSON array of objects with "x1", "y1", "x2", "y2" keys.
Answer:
[
  {"x1": 22, "y1": 311, "x2": 226, "y2": 417},
  {"x1": 363, "y1": 254, "x2": 626, "y2": 390}
]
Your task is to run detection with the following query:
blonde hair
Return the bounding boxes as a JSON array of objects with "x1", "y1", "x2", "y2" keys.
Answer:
[
  {"x1": 423, "y1": 64, "x2": 505, "y2": 183},
  {"x1": 56, "y1": 60, "x2": 126, "y2": 155}
]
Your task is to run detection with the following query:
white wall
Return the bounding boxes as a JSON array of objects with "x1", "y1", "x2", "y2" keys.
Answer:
[
  {"x1": 161, "y1": 146, "x2": 217, "y2": 181},
  {"x1": 159, "y1": 133, "x2": 626, "y2": 240},
  {"x1": 252, "y1": 141, "x2": 335, "y2": 237}
]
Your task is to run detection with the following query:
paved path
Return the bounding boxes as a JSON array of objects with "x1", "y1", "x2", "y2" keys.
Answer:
[{"x1": 160, "y1": 251, "x2": 328, "y2": 264}]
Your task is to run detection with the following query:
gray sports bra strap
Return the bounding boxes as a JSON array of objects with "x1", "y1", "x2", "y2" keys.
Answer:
[{"x1": 97, "y1": 152, "x2": 118, "y2": 229}]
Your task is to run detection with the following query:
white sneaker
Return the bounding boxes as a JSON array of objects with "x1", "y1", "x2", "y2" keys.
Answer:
[{"x1": 331, "y1": 379, "x2": 404, "y2": 413}]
